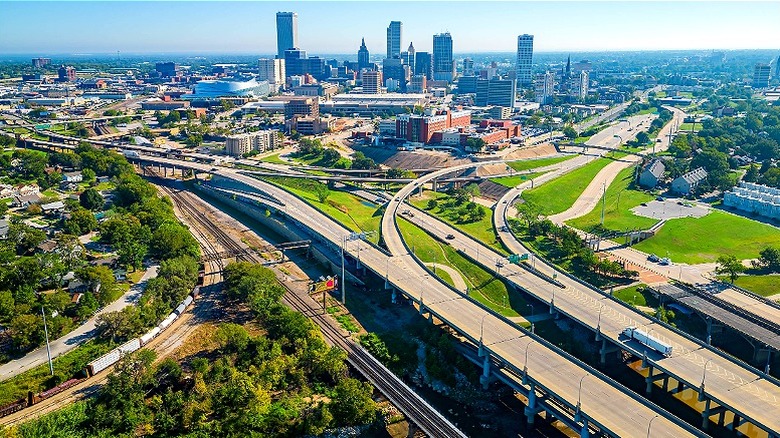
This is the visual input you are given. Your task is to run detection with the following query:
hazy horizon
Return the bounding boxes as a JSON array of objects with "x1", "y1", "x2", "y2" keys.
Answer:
[{"x1": 2, "y1": 1, "x2": 779, "y2": 55}]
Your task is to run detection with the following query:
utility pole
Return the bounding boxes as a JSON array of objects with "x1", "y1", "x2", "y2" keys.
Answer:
[
  {"x1": 41, "y1": 306, "x2": 54, "y2": 376},
  {"x1": 600, "y1": 181, "x2": 607, "y2": 226}
]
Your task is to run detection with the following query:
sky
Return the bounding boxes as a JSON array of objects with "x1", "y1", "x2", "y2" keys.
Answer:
[{"x1": 1, "y1": 1, "x2": 779, "y2": 55}]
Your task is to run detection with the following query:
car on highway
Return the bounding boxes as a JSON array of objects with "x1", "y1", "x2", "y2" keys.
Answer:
[
  {"x1": 647, "y1": 254, "x2": 660, "y2": 262},
  {"x1": 445, "y1": 234, "x2": 455, "y2": 240},
  {"x1": 659, "y1": 258, "x2": 671, "y2": 266}
]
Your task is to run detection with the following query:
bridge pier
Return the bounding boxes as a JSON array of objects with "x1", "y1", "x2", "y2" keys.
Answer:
[
  {"x1": 644, "y1": 366, "x2": 667, "y2": 394},
  {"x1": 701, "y1": 398, "x2": 712, "y2": 430},
  {"x1": 598, "y1": 339, "x2": 619, "y2": 365},
  {"x1": 579, "y1": 419, "x2": 590, "y2": 438},
  {"x1": 753, "y1": 345, "x2": 772, "y2": 374},
  {"x1": 480, "y1": 353, "x2": 491, "y2": 389},
  {"x1": 523, "y1": 382, "x2": 542, "y2": 426}
]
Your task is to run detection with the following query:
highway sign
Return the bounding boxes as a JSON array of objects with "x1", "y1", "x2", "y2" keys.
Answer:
[{"x1": 34, "y1": 124, "x2": 51, "y2": 130}]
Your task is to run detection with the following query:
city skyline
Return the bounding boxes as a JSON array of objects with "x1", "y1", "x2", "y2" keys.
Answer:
[{"x1": 1, "y1": 1, "x2": 779, "y2": 55}]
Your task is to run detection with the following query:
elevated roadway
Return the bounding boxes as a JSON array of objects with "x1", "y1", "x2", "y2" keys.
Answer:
[{"x1": 122, "y1": 155, "x2": 701, "y2": 437}]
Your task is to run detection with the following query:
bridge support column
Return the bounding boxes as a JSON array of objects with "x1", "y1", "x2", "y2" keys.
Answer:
[
  {"x1": 579, "y1": 419, "x2": 589, "y2": 438},
  {"x1": 480, "y1": 354, "x2": 491, "y2": 389},
  {"x1": 754, "y1": 346, "x2": 772, "y2": 374},
  {"x1": 706, "y1": 317, "x2": 713, "y2": 345},
  {"x1": 524, "y1": 382, "x2": 541, "y2": 426},
  {"x1": 701, "y1": 398, "x2": 711, "y2": 430},
  {"x1": 645, "y1": 365, "x2": 654, "y2": 394},
  {"x1": 598, "y1": 339, "x2": 619, "y2": 365},
  {"x1": 670, "y1": 380, "x2": 685, "y2": 394},
  {"x1": 390, "y1": 289, "x2": 397, "y2": 304}
]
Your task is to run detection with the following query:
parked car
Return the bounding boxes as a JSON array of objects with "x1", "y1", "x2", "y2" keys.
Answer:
[
  {"x1": 648, "y1": 254, "x2": 660, "y2": 262},
  {"x1": 659, "y1": 258, "x2": 671, "y2": 266}
]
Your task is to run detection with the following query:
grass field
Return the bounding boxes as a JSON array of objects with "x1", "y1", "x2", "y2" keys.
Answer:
[
  {"x1": 263, "y1": 177, "x2": 382, "y2": 244},
  {"x1": 633, "y1": 210, "x2": 780, "y2": 264},
  {"x1": 566, "y1": 166, "x2": 659, "y2": 232},
  {"x1": 637, "y1": 107, "x2": 659, "y2": 115},
  {"x1": 491, "y1": 171, "x2": 546, "y2": 188},
  {"x1": 259, "y1": 153, "x2": 288, "y2": 165},
  {"x1": 410, "y1": 192, "x2": 508, "y2": 255},
  {"x1": 719, "y1": 275, "x2": 780, "y2": 298},
  {"x1": 678, "y1": 122, "x2": 700, "y2": 132},
  {"x1": 399, "y1": 220, "x2": 526, "y2": 317},
  {"x1": 521, "y1": 155, "x2": 623, "y2": 216},
  {"x1": 612, "y1": 284, "x2": 659, "y2": 308},
  {"x1": 507, "y1": 155, "x2": 575, "y2": 172}
]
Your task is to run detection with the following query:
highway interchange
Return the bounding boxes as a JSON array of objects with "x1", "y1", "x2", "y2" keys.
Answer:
[{"x1": 5, "y1": 105, "x2": 780, "y2": 437}]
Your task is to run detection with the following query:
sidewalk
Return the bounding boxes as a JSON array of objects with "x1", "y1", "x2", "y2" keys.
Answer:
[{"x1": 0, "y1": 265, "x2": 159, "y2": 381}]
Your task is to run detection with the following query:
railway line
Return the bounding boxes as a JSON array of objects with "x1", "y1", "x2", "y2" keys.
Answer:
[{"x1": 161, "y1": 185, "x2": 466, "y2": 438}]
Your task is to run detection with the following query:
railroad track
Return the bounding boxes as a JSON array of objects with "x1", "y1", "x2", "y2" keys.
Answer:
[{"x1": 158, "y1": 184, "x2": 465, "y2": 438}]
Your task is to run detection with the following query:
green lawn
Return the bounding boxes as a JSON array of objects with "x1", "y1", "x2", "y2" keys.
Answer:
[
  {"x1": 637, "y1": 108, "x2": 659, "y2": 115},
  {"x1": 491, "y1": 171, "x2": 546, "y2": 188},
  {"x1": 399, "y1": 220, "x2": 526, "y2": 317},
  {"x1": 507, "y1": 155, "x2": 575, "y2": 172},
  {"x1": 262, "y1": 177, "x2": 382, "y2": 244},
  {"x1": 678, "y1": 122, "x2": 700, "y2": 132},
  {"x1": 410, "y1": 192, "x2": 508, "y2": 255},
  {"x1": 612, "y1": 284, "x2": 659, "y2": 308},
  {"x1": 566, "y1": 166, "x2": 659, "y2": 232},
  {"x1": 722, "y1": 275, "x2": 780, "y2": 298},
  {"x1": 259, "y1": 153, "x2": 289, "y2": 165},
  {"x1": 521, "y1": 155, "x2": 623, "y2": 216},
  {"x1": 633, "y1": 210, "x2": 780, "y2": 264}
]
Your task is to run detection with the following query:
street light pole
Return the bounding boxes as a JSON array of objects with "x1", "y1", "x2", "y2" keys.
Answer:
[
  {"x1": 41, "y1": 306, "x2": 54, "y2": 376},
  {"x1": 479, "y1": 313, "x2": 488, "y2": 348},
  {"x1": 700, "y1": 358, "x2": 713, "y2": 397},
  {"x1": 646, "y1": 414, "x2": 660, "y2": 438},
  {"x1": 577, "y1": 373, "x2": 590, "y2": 416},
  {"x1": 523, "y1": 340, "x2": 535, "y2": 384}
]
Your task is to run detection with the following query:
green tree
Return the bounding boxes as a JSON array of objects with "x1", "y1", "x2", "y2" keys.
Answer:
[
  {"x1": 77, "y1": 265, "x2": 119, "y2": 304},
  {"x1": 757, "y1": 246, "x2": 780, "y2": 272},
  {"x1": 330, "y1": 378, "x2": 377, "y2": 426},
  {"x1": 81, "y1": 168, "x2": 96, "y2": 185},
  {"x1": 9, "y1": 313, "x2": 43, "y2": 351},
  {"x1": 64, "y1": 207, "x2": 98, "y2": 235},
  {"x1": 636, "y1": 131, "x2": 650, "y2": 144},
  {"x1": 313, "y1": 184, "x2": 330, "y2": 203},
  {"x1": 716, "y1": 254, "x2": 745, "y2": 283},
  {"x1": 79, "y1": 188, "x2": 104, "y2": 211},
  {"x1": 563, "y1": 126, "x2": 578, "y2": 140}
]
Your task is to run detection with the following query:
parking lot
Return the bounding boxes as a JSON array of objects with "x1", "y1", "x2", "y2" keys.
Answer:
[{"x1": 631, "y1": 198, "x2": 710, "y2": 220}]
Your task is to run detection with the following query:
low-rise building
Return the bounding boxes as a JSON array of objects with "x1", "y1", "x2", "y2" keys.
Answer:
[
  {"x1": 286, "y1": 116, "x2": 336, "y2": 135},
  {"x1": 62, "y1": 171, "x2": 83, "y2": 183},
  {"x1": 639, "y1": 159, "x2": 665, "y2": 189},
  {"x1": 671, "y1": 167, "x2": 707, "y2": 195},
  {"x1": 224, "y1": 130, "x2": 280, "y2": 156},
  {"x1": 723, "y1": 182, "x2": 780, "y2": 220}
]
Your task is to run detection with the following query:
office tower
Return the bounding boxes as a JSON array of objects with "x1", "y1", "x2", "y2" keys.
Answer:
[
  {"x1": 463, "y1": 58, "x2": 474, "y2": 76},
  {"x1": 572, "y1": 70, "x2": 589, "y2": 100},
  {"x1": 358, "y1": 38, "x2": 370, "y2": 71},
  {"x1": 753, "y1": 64, "x2": 771, "y2": 88},
  {"x1": 387, "y1": 21, "x2": 402, "y2": 59},
  {"x1": 382, "y1": 57, "x2": 406, "y2": 90},
  {"x1": 564, "y1": 55, "x2": 571, "y2": 81},
  {"x1": 155, "y1": 62, "x2": 179, "y2": 78},
  {"x1": 276, "y1": 12, "x2": 298, "y2": 58},
  {"x1": 415, "y1": 52, "x2": 432, "y2": 80},
  {"x1": 409, "y1": 74, "x2": 427, "y2": 93},
  {"x1": 475, "y1": 77, "x2": 516, "y2": 108},
  {"x1": 284, "y1": 49, "x2": 307, "y2": 77},
  {"x1": 362, "y1": 70, "x2": 383, "y2": 94},
  {"x1": 58, "y1": 65, "x2": 76, "y2": 82},
  {"x1": 258, "y1": 58, "x2": 286, "y2": 90},
  {"x1": 32, "y1": 57, "x2": 51, "y2": 68},
  {"x1": 516, "y1": 34, "x2": 534, "y2": 87},
  {"x1": 433, "y1": 32, "x2": 454, "y2": 82},
  {"x1": 405, "y1": 42, "x2": 416, "y2": 73},
  {"x1": 534, "y1": 71, "x2": 554, "y2": 105},
  {"x1": 458, "y1": 75, "x2": 478, "y2": 93}
]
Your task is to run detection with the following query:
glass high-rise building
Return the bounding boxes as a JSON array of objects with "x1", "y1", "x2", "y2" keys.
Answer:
[
  {"x1": 358, "y1": 38, "x2": 370, "y2": 71},
  {"x1": 433, "y1": 32, "x2": 454, "y2": 82},
  {"x1": 387, "y1": 21, "x2": 402, "y2": 59},
  {"x1": 276, "y1": 12, "x2": 298, "y2": 58},
  {"x1": 516, "y1": 34, "x2": 534, "y2": 87},
  {"x1": 415, "y1": 52, "x2": 432, "y2": 80}
]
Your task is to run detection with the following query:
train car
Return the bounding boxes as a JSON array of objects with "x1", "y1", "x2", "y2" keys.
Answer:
[
  {"x1": 191, "y1": 285, "x2": 201, "y2": 298},
  {"x1": 622, "y1": 326, "x2": 673, "y2": 357},
  {"x1": 139, "y1": 326, "x2": 161, "y2": 346},
  {"x1": 87, "y1": 338, "x2": 142, "y2": 376},
  {"x1": 174, "y1": 302, "x2": 187, "y2": 316},
  {"x1": 158, "y1": 313, "x2": 177, "y2": 330},
  {"x1": 182, "y1": 295, "x2": 193, "y2": 308}
]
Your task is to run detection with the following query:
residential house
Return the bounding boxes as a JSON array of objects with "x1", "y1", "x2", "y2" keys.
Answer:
[
  {"x1": 671, "y1": 167, "x2": 708, "y2": 195},
  {"x1": 41, "y1": 200, "x2": 66, "y2": 216},
  {"x1": 639, "y1": 159, "x2": 665, "y2": 189},
  {"x1": 62, "y1": 171, "x2": 83, "y2": 183},
  {"x1": 12, "y1": 192, "x2": 42, "y2": 208}
]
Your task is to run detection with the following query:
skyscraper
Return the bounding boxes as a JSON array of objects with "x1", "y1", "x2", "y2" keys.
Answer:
[
  {"x1": 753, "y1": 63, "x2": 771, "y2": 89},
  {"x1": 362, "y1": 70, "x2": 383, "y2": 94},
  {"x1": 463, "y1": 58, "x2": 475, "y2": 76},
  {"x1": 475, "y1": 77, "x2": 516, "y2": 108},
  {"x1": 415, "y1": 52, "x2": 432, "y2": 80},
  {"x1": 358, "y1": 38, "x2": 370, "y2": 71},
  {"x1": 387, "y1": 21, "x2": 402, "y2": 59},
  {"x1": 534, "y1": 71, "x2": 554, "y2": 105},
  {"x1": 433, "y1": 32, "x2": 454, "y2": 82},
  {"x1": 405, "y1": 42, "x2": 416, "y2": 73},
  {"x1": 516, "y1": 34, "x2": 534, "y2": 87},
  {"x1": 258, "y1": 58, "x2": 286, "y2": 90},
  {"x1": 276, "y1": 12, "x2": 298, "y2": 58}
]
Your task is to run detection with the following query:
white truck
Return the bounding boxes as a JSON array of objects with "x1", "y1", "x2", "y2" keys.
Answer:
[{"x1": 622, "y1": 326, "x2": 673, "y2": 357}]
